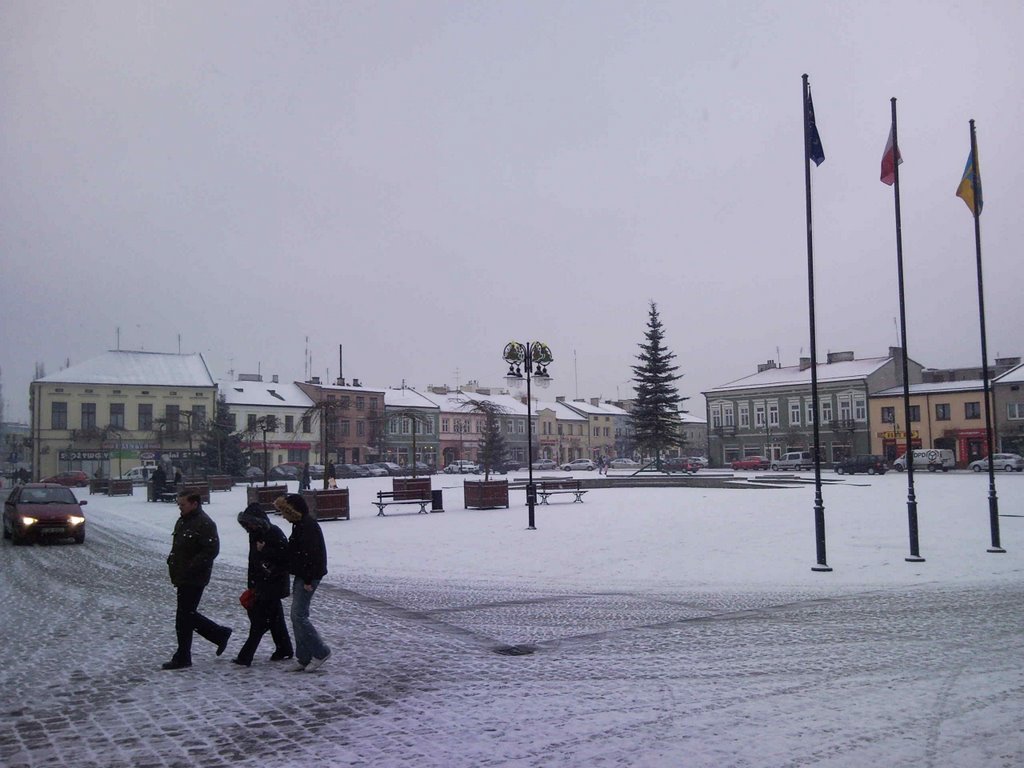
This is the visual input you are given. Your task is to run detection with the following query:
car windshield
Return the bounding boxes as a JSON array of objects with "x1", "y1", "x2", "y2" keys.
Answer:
[{"x1": 21, "y1": 488, "x2": 77, "y2": 504}]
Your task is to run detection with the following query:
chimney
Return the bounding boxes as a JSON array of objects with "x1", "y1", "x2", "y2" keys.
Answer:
[
  {"x1": 995, "y1": 356, "x2": 1021, "y2": 367},
  {"x1": 556, "y1": 396, "x2": 565, "y2": 402},
  {"x1": 757, "y1": 360, "x2": 778, "y2": 373},
  {"x1": 826, "y1": 351, "x2": 855, "y2": 364},
  {"x1": 590, "y1": 397, "x2": 600, "y2": 406},
  {"x1": 799, "y1": 357, "x2": 812, "y2": 371},
  {"x1": 238, "y1": 373, "x2": 263, "y2": 382},
  {"x1": 888, "y1": 346, "x2": 904, "y2": 361},
  {"x1": 352, "y1": 378, "x2": 361, "y2": 387},
  {"x1": 271, "y1": 374, "x2": 279, "y2": 384},
  {"x1": 310, "y1": 376, "x2": 321, "y2": 385},
  {"x1": 336, "y1": 377, "x2": 346, "y2": 386}
]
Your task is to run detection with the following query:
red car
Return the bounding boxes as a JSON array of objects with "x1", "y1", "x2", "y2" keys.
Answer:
[
  {"x1": 3, "y1": 483, "x2": 87, "y2": 544},
  {"x1": 41, "y1": 470, "x2": 90, "y2": 487},
  {"x1": 731, "y1": 456, "x2": 770, "y2": 471}
]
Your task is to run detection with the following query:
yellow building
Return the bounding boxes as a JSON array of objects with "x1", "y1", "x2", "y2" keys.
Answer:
[
  {"x1": 30, "y1": 350, "x2": 217, "y2": 480},
  {"x1": 869, "y1": 381, "x2": 990, "y2": 467}
]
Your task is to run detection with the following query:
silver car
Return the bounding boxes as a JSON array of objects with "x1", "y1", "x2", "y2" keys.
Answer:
[{"x1": 968, "y1": 453, "x2": 1024, "y2": 472}]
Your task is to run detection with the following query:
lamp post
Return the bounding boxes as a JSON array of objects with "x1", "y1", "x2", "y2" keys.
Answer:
[{"x1": 503, "y1": 341, "x2": 553, "y2": 530}]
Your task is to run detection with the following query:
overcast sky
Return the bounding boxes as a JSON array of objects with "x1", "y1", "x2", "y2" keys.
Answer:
[{"x1": 2, "y1": 1, "x2": 1021, "y2": 423}]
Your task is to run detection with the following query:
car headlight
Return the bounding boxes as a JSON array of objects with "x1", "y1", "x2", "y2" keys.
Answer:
[
  {"x1": 19, "y1": 516, "x2": 38, "y2": 526},
  {"x1": 68, "y1": 515, "x2": 86, "y2": 526}
]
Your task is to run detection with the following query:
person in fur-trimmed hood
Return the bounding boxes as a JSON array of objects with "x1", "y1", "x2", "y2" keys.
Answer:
[
  {"x1": 232, "y1": 503, "x2": 293, "y2": 666},
  {"x1": 275, "y1": 494, "x2": 331, "y2": 672}
]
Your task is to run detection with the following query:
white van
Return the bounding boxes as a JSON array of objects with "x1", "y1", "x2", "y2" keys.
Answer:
[
  {"x1": 771, "y1": 451, "x2": 814, "y2": 471},
  {"x1": 892, "y1": 449, "x2": 955, "y2": 472},
  {"x1": 120, "y1": 466, "x2": 152, "y2": 484}
]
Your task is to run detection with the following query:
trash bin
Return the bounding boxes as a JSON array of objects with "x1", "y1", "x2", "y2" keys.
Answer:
[{"x1": 431, "y1": 489, "x2": 444, "y2": 513}]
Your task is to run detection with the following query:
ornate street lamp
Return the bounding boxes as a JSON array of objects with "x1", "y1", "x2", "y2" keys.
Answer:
[{"x1": 503, "y1": 341, "x2": 553, "y2": 530}]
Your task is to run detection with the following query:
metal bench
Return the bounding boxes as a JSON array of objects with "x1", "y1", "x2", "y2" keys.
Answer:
[{"x1": 373, "y1": 490, "x2": 431, "y2": 516}]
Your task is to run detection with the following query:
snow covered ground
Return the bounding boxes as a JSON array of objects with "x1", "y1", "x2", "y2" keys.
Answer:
[{"x1": 1, "y1": 470, "x2": 1021, "y2": 767}]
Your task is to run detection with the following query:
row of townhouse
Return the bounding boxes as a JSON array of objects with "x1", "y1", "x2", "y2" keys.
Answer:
[
  {"x1": 703, "y1": 347, "x2": 1024, "y2": 468},
  {"x1": 28, "y1": 350, "x2": 699, "y2": 479}
]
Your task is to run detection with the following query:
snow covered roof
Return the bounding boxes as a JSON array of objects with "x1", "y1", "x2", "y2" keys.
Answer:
[
  {"x1": 427, "y1": 390, "x2": 531, "y2": 416},
  {"x1": 706, "y1": 356, "x2": 892, "y2": 394},
  {"x1": 994, "y1": 362, "x2": 1024, "y2": 385},
  {"x1": 679, "y1": 411, "x2": 707, "y2": 425},
  {"x1": 873, "y1": 380, "x2": 985, "y2": 397},
  {"x1": 536, "y1": 400, "x2": 588, "y2": 421},
  {"x1": 36, "y1": 350, "x2": 215, "y2": 387},
  {"x1": 383, "y1": 388, "x2": 441, "y2": 409},
  {"x1": 221, "y1": 381, "x2": 314, "y2": 408}
]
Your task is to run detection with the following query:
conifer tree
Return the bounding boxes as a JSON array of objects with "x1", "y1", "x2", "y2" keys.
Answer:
[
  {"x1": 476, "y1": 402, "x2": 508, "y2": 480},
  {"x1": 631, "y1": 301, "x2": 687, "y2": 467}
]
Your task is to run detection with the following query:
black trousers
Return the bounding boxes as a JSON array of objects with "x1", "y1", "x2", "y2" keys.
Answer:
[
  {"x1": 236, "y1": 595, "x2": 292, "y2": 663},
  {"x1": 174, "y1": 584, "x2": 228, "y2": 663}
]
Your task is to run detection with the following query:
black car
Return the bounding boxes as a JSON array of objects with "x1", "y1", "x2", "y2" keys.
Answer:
[{"x1": 835, "y1": 455, "x2": 888, "y2": 475}]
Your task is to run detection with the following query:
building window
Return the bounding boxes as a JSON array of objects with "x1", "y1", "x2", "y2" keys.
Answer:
[
  {"x1": 739, "y1": 404, "x2": 750, "y2": 428},
  {"x1": 854, "y1": 397, "x2": 866, "y2": 421},
  {"x1": 356, "y1": 397, "x2": 365, "y2": 410},
  {"x1": 285, "y1": 415, "x2": 294, "y2": 433},
  {"x1": 389, "y1": 419, "x2": 398, "y2": 435},
  {"x1": 1008, "y1": 403, "x2": 1024, "y2": 420},
  {"x1": 302, "y1": 416, "x2": 311, "y2": 433},
  {"x1": 711, "y1": 405, "x2": 722, "y2": 428},
  {"x1": 247, "y1": 414, "x2": 257, "y2": 430},
  {"x1": 369, "y1": 398, "x2": 378, "y2": 412},
  {"x1": 109, "y1": 403, "x2": 125, "y2": 429},
  {"x1": 357, "y1": 420, "x2": 365, "y2": 436},
  {"x1": 52, "y1": 401, "x2": 68, "y2": 430},
  {"x1": 604, "y1": 427, "x2": 610, "y2": 437},
  {"x1": 139, "y1": 404, "x2": 153, "y2": 431},
  {"x1": 881, "y1": 407, "x2": 895, "y2": 423},
  {"x1": 191, "y1": 405, "x2": 206, "y2": 429},
  {"x1": 228, "y1": 413, "x2": 237, "y2": 430},
  {"x1": 81, "y1": 403, "x2": 97, "y2": 430},
  {"x1": 340, "y1": 396, "x2": 350, "y2": 408},
  {"x1": 754, "y1": 405, "x2": 765, "y2": 428},
  {"x1": 789, "y1": 401, "x2": 801, "y2": 426},
  {"x1": 806, "y1": 401, "x2": 814, "y2": 424},
  {"x1": 557, "y1": 423, "x2": 564, "y2": 435},
  {"x1": 908, "y1": 405, "x2": 920, "y2": 422},
  {"x1": 517, "y1": 420, "x2": 525, "y2": 434},
  {"x1": 821, "y1": 402, "x2": 833, "y2": 422},
  {"x1": 341, "y1": 421, "x2": 351, "y2": 436},
  {"x1": 768, "y1": 403, "x2": 779, "y2": 427},
  {"x1": 723, "y1": 404, "x2": 734, "y2": 427},
  {"x1": 442, "y1": 418, "x2": 450, "y2": 432},
  {"x1": 965, "y1": 401, "x2": 981, "y2": 420},
  {"x1": 165, "y1": 405, "x2": 179, "y2": 433},
  {"x1": 838, "y1": 398, "x2": 852, "y2": 421},
  {"x1": 935, "y1": 403, "x2": 951, "y2": 421},
  {"x1": 401, "y1": 418, "x2": 411, "y2": 435}
]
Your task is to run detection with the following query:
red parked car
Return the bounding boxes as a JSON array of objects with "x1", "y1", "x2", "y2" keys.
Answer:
[
  {"x1": 3, "y1": 483, "x2": 87, "y2": 544},
  {"x1": 40, "y1": 470, "x2": 90, "y2": 487},
  {"x1": 731, "y1": 456, "x2": 770, "y2": 471}
]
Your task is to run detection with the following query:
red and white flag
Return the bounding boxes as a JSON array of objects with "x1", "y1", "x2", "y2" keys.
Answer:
[{"x1": 880, "y1": 125, "x2": 902, "y2": 185}]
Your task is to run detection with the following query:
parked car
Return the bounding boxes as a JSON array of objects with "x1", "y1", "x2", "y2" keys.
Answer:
[
  {"x1": 119, "y1": 466, "x2": 152, "y2": 484},
  {"x1": 834, "y1": 454, "x2": 888, "y2": 475},
  {"x1": 771, "y1": 451, "x2": 814, "y2": 471},
  {"x1": 608, "y1": 458, "x2": 640, "y2": 469},
  {"x1": 3, "y1": 483, "x2": 87, "y2": 544},
  {"x1": 892, "y1": 449, "x2": 956, "y2": 472},
  {"x1": 664, "y1": 456, "x2": 699, "y2": 473},
  {"x1": 364, "y1": 463, "x2": 389, "y2": 477},
  {"x1": 336, "y1": 463, "x2": 371, "y2": 478},
  {"x1": 494, "y1": 459, "x2": 526, "y2": 474},
  {"x1": 688, "y1": 457, "x2": 709, "y2": 468},
  {"x1": 40, "y1": 470, "x2": 90, "y2": 488},
  {"x1": 444, "y1": 460, "x2": 480, "y2": 474},
  {"x1": 308, "y1": 464, "x2": 325, "y2": 480},
  {"x1": 531, "y1": 458, "x2": 558, "y2": 471},
  {"x1": 372, "y1": 462, "x2": 405, "y2": 476},
  {"x1": 267, "y1": 464, "x2": 300, "y2": 481},
  {"x1": 562, "y1": 459, "x2": 596, "y2": 472},
  {"x1": 731, "y1": 455, "x2": 770, "y2": 471},
  {"x1": 409, "y1": 462, "x2": 435, "y2": 475},
  {"x1": 968, "y1": 453, "x2": 1024, "y2": 472},
  {"x1": 243, "y1": 466, "x2": 266, "y2": 480}
]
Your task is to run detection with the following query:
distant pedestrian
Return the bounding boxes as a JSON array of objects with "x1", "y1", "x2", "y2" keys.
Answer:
[
  {"x1": 232, "y1": 503, "x2": 293, "y2": 666},
  {"x1": 173, "y1": 467, "x2": 183, "y2": 485},
  {"x1": 300, "y1": 462, "x2": 311, "y2": 491},
  {"x1": 162, "y1": 490, "x2": 232, "y2": 670},
  {"x1": 326, "y1": 461, "x2": 337, "y2": 489},
  {"x1": 275, "y1": 493, "x2": 331, "y2": 672},
  {"x1": 150, "y1": 464, "x2": 167, "y2": 501}
]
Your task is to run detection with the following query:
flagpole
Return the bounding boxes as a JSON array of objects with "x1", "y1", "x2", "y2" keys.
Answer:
[
  {"x1": 803, "y1": 74, "x2": 830, "y2": 572},
  {"x1": 966, "y1": 119, "x2": 1005, "y2": 554},
  {"x1": 889, "y1": 98, "x2": 924, "y2": 563}
]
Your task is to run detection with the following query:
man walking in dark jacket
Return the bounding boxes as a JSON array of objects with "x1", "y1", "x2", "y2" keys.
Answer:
[
  {"x1": 162, "y1": 490, "x2": 232, "y2": 670},
  {"x1": 275, "y1": 493, "x2": 330, "y2": 671},
  {"x1": 232, "y1": 503, "x2": 293, "y2": 666}
]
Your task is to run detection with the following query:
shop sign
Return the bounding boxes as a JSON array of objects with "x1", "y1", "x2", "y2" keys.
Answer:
[
  {"x1": 59, "y1": 450, "x2": 111, "y2": 461},
  {"x1": 877, "y1": 430, "x2": 920, "y2": 439}
]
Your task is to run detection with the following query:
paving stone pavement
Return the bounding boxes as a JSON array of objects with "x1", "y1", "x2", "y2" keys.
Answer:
[{"x1": 1, "y1": 517, "x2": 1022, "y2": 767}]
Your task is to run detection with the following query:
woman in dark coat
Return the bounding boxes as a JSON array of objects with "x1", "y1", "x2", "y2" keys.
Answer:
[{"x1": 232, "y1": 503, "x2": 293, "y2": 666}]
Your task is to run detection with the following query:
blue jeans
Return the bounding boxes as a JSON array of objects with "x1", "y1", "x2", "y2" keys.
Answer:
[{"x1": 290, "y1": 577, "x2": 330, "y2": 664}]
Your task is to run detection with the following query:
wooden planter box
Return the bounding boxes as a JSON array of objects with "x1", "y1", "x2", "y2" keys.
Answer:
[
  {"x1": 301, "y1": 488, "x2": 350, "y2": 521},
  {"x1": 393, "y1": 477, "x2": 431, "y2": 501},
  {"x1": 107, "y1": 479, "x2": 134, "y2": 497},
  {"x1": 208, "y1": 475, "x2": 234, "y2": 492},
  {"x1": 464, "y1": 479, "x2": 510, "y2": 509},
  {"x1": 178, "y1": 482, "x2": 211, "y2": 504},
  {"x1": 89, "y1": 478, "x2": 110, "y2": 495},
  {"x1": 246, "y1": 484, "x2": 289, "y2": 512}
]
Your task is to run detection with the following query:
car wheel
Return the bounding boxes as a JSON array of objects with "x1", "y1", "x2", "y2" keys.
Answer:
[
  {"x1": 867, "y1": 467, "x2": 876, "y2": 475},
  {"x1": 1004, "y1": 464, "x2": 1014, "y2": 472},
  {"x1": 836, "y1": 466, "x2": 844, "y2": 475},
  {"x1": 74, "y1": 531, "x2": 85, "y2": 544},
  {"x1": 2, "y1": 520, "x2": 9, "y2": 540},
  {"x1": 928, "y1": 465, "x2": 937, "y2": 472},
  {"x1": 972, "y1": 464, "x2": 982, "y2": 472}
]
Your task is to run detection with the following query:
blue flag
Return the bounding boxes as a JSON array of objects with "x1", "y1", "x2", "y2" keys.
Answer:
[{"x1": 806, "y1": 90, "x2": 825, "y2": 166}]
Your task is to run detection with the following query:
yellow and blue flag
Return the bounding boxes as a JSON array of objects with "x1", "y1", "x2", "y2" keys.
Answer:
[{"x1": 956, "y1": 149, "x2": 982, "y2": 215}]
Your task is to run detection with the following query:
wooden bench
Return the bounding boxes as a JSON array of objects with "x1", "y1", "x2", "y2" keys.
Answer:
[
  {"x1": 301, "y1": 488, "x2": 350, "y2": 522},
  {"x1": 537, "y1": 479, "x2": 588, "y2": 504},
  {"x1": 373, "y1": 490, "x2": 431, "y2": 516},
  {"x1": 208, "y1": 475, "x2": 234, "y2": 492},
  {"x1": 247, "y1": 484, "x2": 289, "y2": 513},
  {"x1": 107, "y1": 479, "x2": 134, "y2": 497}
]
